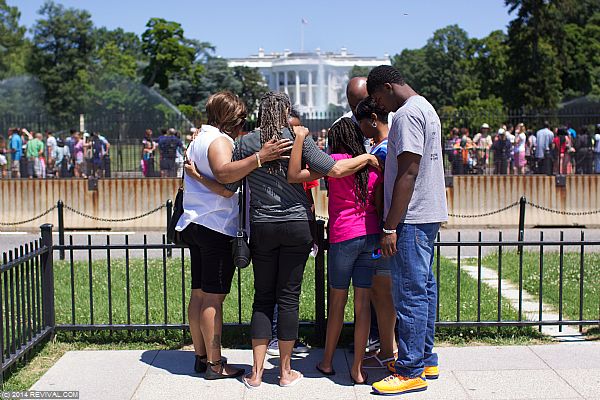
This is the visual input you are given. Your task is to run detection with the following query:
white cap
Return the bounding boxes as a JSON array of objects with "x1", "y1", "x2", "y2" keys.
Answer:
[
  {"x1": 481, "y1": 123, "x2": 490, "y2": 129},
  {"x1": 497, "y1": 128, "x2": 506, "y2": 135}
]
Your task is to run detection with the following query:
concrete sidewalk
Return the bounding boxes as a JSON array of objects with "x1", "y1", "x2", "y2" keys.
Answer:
[{"x1": 30, "y1": 342, "x2": 600, "y2": 400}]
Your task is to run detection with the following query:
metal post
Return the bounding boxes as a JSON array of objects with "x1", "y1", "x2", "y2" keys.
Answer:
[
  {"x1": 518, "y1": 196, "x2": 526, "y2": 254},
  {"x1": 314, "y1": 220, "x2": 326, "y2": 346},
  {"x1": 166, "y1": 200, "x2": 173, "y2": 258},
  {"x1": 57, "y1": 201, "x2": 65, "y2": 260},
  {"x1": 40, "y1": 224, "x2": 55, "y2": 337}
]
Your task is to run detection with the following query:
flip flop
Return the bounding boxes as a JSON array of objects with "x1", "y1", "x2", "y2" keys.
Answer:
[
  {"x1": 351, "y1": 370, "x2": 369, "y2": 385},
  {"x1": 242, "y1": 373, "x2": 261, "y2": 390},
  {"x1": 316, "y1": 363, "x2": 336, "y2": 376},
  {"x1": 280, "y1": 370, "x2": 303, "y2": 387},
  {"x1": 362, "y1": 354, "x2": 396, "y2": 369}
]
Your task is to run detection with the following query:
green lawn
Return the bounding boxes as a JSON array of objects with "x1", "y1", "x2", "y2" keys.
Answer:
[
  {"x1": 1, "y1": 254, "x2": 546, "y2": 391},
  {"x1": 51, "y1": 255, "x2": 541, "y2": 342},
  {"x1": 482, "y1": 250, "x2": 600, "y2": 325}
]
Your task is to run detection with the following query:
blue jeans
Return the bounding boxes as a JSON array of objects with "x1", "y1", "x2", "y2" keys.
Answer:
[{"x1": 391, "y1": 223, "x2": 440, "y2": 378}]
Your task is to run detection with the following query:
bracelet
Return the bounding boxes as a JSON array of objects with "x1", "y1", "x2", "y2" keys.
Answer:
[
  {"x1": 382, "y1": 227, "x2": 396, "y2": 235},
  {"x1": 255, "y1": 152, "x2": 262, "y2": 168}
]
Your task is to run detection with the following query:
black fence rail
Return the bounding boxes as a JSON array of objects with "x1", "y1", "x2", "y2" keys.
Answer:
[
  {"x1": 0, "y1": 225, "x2": 54, "y2": 383},
  {"x1": 2, "y1": 221, "x2": 600, "y2": 381}
]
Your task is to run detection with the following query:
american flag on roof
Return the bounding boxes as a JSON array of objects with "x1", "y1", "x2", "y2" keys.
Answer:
[{"x1": 301, "y1": 17, "x2": 309, "y2": 25}]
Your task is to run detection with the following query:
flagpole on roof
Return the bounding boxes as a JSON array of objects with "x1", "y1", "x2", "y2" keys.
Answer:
[{"x1": 301, "y1": 18, "x2": 308, "y2": 52}]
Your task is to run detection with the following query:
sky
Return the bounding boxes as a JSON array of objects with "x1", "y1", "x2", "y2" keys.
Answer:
[{"x1": 13, "y1": 0, "x2": 514, "y2": 58}]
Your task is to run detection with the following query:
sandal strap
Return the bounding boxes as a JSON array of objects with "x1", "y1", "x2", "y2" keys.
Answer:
[{"x1": 207, "y1": 358, "x2": 225, "y2": 373}]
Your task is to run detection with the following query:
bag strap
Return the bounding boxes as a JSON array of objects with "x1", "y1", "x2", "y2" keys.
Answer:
[{"x1": 238, "y1": 179, "x2": 246, "y2": 234}]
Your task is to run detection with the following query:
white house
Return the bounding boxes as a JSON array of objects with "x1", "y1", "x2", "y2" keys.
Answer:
[{"x1": 228, "y1": 48, "x2": 391, "y2": 114}]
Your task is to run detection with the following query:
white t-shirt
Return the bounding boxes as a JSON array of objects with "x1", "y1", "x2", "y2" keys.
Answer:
[{"x1": 46, "y1": 136, "x2": 57, "y2": 156}]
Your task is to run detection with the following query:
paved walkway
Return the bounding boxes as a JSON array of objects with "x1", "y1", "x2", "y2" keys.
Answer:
[{"x1": 30, "y1": 343, "x2": 600, "y2": 399}]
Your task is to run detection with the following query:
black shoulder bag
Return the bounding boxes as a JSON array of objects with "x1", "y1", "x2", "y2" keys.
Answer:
[
  {"x1": 232, "y1": 179, "x2": 251, "y2": 268},
  {"x1": 166, "y1": 170, "x2": 186, "y2": 246}
]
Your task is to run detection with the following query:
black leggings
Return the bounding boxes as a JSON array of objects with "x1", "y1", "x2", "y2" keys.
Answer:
[{"x1": 250, "y1": 221, "x2": 313, "y2": 341}]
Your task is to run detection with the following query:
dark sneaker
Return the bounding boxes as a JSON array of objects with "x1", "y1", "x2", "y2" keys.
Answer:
[
  {"x1": 267, "y1": 339, "x2": 280, "y2": 356},
  {"x1": 205, "y1": 359, "x2": 244, "y2": 380},
  {"x1": 293, "y1": 339, "x2": 310, "y2": 354}
]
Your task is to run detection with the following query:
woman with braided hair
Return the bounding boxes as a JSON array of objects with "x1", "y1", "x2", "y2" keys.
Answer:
[
  {"x1": 289, "y1": 117, "x2": 383, "y2": 385},
  {"x1": 229, "y1": 91, "x2": 379, "y2": 389}
]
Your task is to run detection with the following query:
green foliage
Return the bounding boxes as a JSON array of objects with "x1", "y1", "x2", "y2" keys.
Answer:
[
  {"x1": 0, "y1": 0, "x2": 28, "y2": 80},
  {"x1": 29, "y1": 1, "x2": 95, "y2": 119},
  {"x1": 141, "y1": 18, "x2": 195, "y2": 89},
  {"x1": 232, "y1": 66, "x2": 269, "y2": 115},
  {"x1": 4, "y1": 0, "x2": 599, "y2": 125},
  {"x1": 348, "y1": 65, "x2": 372, "y2": 79}
]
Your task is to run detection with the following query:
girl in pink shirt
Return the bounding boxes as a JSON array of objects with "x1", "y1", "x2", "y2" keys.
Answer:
[{"x1": 290, "y1": 117, "x2": 382, "y2": 384}]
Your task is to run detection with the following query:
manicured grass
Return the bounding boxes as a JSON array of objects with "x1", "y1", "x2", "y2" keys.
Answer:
[
  {"x1": 481, "y1": 250, "x2": 600, "y2": 327},
  {"x1": 1, "y1": 254, "x2": 547, "y2": 391},
  {"x1": 52, "y1": 255, "x2": 538, "y2": 331}
]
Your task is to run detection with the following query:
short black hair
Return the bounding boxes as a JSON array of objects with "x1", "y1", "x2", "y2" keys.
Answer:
[
  {"x1": 367, "y1": 65, "x2": 405, "y2": 95},
  {"x1": 289, "y1": 106, "x2": 301, "y2": 121},
  {"x1": 354, "y1": 96, "x2": 388, "y2": 123}
]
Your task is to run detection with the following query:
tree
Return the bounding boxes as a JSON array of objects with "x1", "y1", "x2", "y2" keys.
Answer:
[
  {"x1": 232, "y1": 66, "x2": 268, "y2": 115},
  {"x1": 0, "y1": 0, "x2": 28, "y2": 79},
  {"x1": 30, "y1": 1, "x2": 95, "y2": 119},
  {"x1": 471, "y1": 30, "x2": 509, "y2": 102},
  {"x1": 195, "y1": 57, "x2": 242, "y2": 110},
  {"x1": 584, "y1": 13, "x2": 600, "y2": 98},
  {"x1": 505, "y1": 0, "x2": 562, "y2": 109},
  {"x1": 141, "y1": 18, "x2": 195, "y2": 89},
  {"x1": 348, "y1": 65, "x2": 371, "y2": 79},
  {"x1": 392, "y1": 48, "x2": 429, "y2": 95}
]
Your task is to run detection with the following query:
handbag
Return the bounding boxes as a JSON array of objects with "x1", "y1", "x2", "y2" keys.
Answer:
[
  {"x1": 166, "y1": 170, "x2": 186, "y2": 246},
  {"x1": 232, "y1": 179, "x2": 251, "y2": 269}
]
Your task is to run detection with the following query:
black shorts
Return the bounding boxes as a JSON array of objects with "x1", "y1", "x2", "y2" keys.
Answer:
[
  {"x1": 181, "y1": 223, "x2": 235, "y2": 294},
  {"x1": 160, "y1": 158, "x2": 175, "y2": 174}
]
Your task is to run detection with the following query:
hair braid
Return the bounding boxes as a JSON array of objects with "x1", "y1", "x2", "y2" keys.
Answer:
[
  {"x1": 257, "y1": 91, "x2": 294, "y2": 174},
  {"x1": 328, "y1": 117, "x2": 370, "y2": 205}
]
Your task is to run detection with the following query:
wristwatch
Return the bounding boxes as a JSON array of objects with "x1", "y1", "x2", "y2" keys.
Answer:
[{"x1": 382, "y1": 227, "x2": 396, "y2": 235}]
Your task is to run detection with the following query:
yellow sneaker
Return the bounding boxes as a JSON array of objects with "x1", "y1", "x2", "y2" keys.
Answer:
[
  {"x1": 372, "y1": 373, "x2": 428, "y2": 395},
  {"x1": 424, "y1": 365, "x2": 439, "y2": 380},
  {"x1": 386, "y1": 361, "x2": 439, "y2": 380}
]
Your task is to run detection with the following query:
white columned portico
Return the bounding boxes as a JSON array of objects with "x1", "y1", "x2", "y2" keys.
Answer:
[
  {"x1": 284, "y1": 71, "x2": 289, "y2": 94},
  {"x1": 308, "y1": 70, "x2": 313, "y2": 108},
  {"x1": 295, "y1": 70, "x2": 301, "y2": 105},
  {"x1": 274, "y1": 72, "x2": 279, "y2": 91}
]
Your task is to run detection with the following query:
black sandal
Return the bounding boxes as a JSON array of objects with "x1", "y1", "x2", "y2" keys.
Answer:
[
  {"x1": 194, "y1": 354, "x2": 207, "y2": 373},
  {"x1": 205, "y1": 359, "x2": 245, "y2": 380},
  {"x1": 316, "y1": 363, "x2": 336, "y2": 376},
  {"x1": 350, "y1": 370, "x2": 369, "y2": 385}
]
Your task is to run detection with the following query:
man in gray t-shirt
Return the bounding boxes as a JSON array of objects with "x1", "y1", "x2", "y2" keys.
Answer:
[{"x1": 366, "y1": 65, "x2": 447, "y2": 395}]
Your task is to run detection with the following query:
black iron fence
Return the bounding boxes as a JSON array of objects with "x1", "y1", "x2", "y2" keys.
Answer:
[
  {"x1": 2, "y1": 218, "x2": 600, "y2": 381},
  {"x1": 0, "y1": 225, "x2": 54, "y2": 383},
  {"x1": 3, "y1": 109, "x2": 600, "y2": 178}
]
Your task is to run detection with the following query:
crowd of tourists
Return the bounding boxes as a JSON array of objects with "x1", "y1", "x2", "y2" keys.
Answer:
[
  {"x1": 446, "y1": 122, "x2": 600, "y2": 175},
  {"x1": 0, "y1": 128, "x2": 111, "y2": 179},
  {"x1": 174, "y1": 65, "x2": 447, "y2": 396}
]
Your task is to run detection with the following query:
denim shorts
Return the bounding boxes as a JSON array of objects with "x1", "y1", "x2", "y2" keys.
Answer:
[
  {"x1": 373, "y1": 252, "x2": 391, "y2": 276},
  {"x1": 328, "y1": 234, "x2": 379, "y2": 289}
]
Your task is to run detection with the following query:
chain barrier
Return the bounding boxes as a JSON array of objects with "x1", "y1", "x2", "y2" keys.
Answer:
[
  {"x1": 3, "y1": 200, "x2": 600, "y2": 226},
  {"x1": 448, "y1": 201, "x2": 520, "y2": 218},
  {"x1": 63, "y1": 204, "x2": 166, "y2": 222},
  {"x1": 526, "y1": 201, "x2": 600, "y2": 216},
  {"x1": 0, "y1": 203, "x2": 166, "y2": 226},
  {"x1": 0, "y1": 205, "x2": 58, "y2": 226}
]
